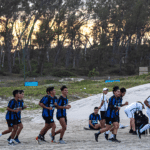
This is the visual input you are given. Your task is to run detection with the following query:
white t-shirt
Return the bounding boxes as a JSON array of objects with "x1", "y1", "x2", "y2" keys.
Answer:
[
  {"x1": 100, "y1": 94, "x2": 108, "y2": 111},
  {"x1": 146, "y1": 96, "x2": 150, "y2": 111},
  {"x1": 125, "y1": 102, "x2": 143, "y2": 114}
]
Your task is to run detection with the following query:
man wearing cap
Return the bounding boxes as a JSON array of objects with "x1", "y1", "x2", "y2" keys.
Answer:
[{"x1": 98, "y1": 88, "x2": 109, "y2": 128}]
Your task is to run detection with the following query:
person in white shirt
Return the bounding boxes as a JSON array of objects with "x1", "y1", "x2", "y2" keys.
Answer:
[
  {"x1": 124, "y1": 102, "x2": 144, "y2": 135},
  {"x1": 98, "y1": 88, "x2": 108, "y2": 128},
  {"x1": 137, "y1": 96, "x2": 150, "y2": 138}
]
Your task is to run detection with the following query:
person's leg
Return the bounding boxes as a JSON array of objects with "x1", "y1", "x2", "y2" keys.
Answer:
[
  {"x1": 1, "y1": 127, "x2": 13, "y2": 135},
  {"x1": 100, "y1": 120, "x2": 105, "y2": 128},
  {"x1": 59, "y1": 118, "x2": 67, "y2": 140},
  {"x1": 39, "y1": 123, "x2": 51, "y2": 137},
  {"x1": 94, "y1": 124, "x2": 101, "y2": 129},
  {"x1": 130, "y1": 118, "x2": 135, "y2": 131},
  {"x1": 15, "y1": 123, "x2": 23, "y2": 138}
]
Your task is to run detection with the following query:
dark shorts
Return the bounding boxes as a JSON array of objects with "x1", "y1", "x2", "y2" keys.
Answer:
[
  {"x1": 17, "y1": 119, "x2": 22, "y2": 124},
  {"x1": 7, "y1": 120, "x2": 18, "y2": 127},
  {"x1": 105, "y1": 117, "x2": 120, "y2": 125},
  {"x1": 57, "y1": 116, "x2": 67, "y2": 125},
  {"x1": 43, "y1": 117, "x2": 54, "y2": 124},
  {"x1": 100, "y1": 111, "x2": 106, "y2": 120}
]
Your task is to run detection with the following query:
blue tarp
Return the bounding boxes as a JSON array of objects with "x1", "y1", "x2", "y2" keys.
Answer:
[
  {"x1": 105, "y1": 80, "x2": 120, "y2": 83},
  {"x1": 24, "y1": 81, "x2": 38, "y2": 86}
]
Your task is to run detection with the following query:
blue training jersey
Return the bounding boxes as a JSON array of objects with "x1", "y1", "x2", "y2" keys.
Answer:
[
  {"x1": 17, "y1": 100, "x2": 24, "y2": 120},
  {"x1": 40, "y1": 95, "x2": 57, "y2": 117},
  {"x1": 6, "y1": 99, "x2": 19, "y2": 120},
  {"x1": 105, "y1": 95, "x2": 120, "y2": 118},
  {"x1": 56, "y1": 96, "x2": 68, "y2": 118},
  {"x1": 89, "y1": 113, "x2": 101, "y2": 128},
  {"x1": 116, "y1": 97, "x2": 123, "y2": 116}
]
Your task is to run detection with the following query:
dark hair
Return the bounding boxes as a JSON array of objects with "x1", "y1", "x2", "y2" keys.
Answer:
[
  {"x1": 113, "y1": 86, "x2": 119, "y2": 93},
  {"x1": 48, "y1": 87, "x2": 54, "y2": 93},
  {"x1": 46, "y1": 87, "x2": 54, "y2": 93},
  {"x1": 94, "y1": 107, "x2": 99, "y2": 110},
  {"x1": 60, "y1": 85, "x2": 67, "y2": 91},
  {"x1": 13, "y1": 90, "x2": 19, "y2": 97},
  {"x1": 19, "y1": 90, "x2": 24, "y2": 94},
  {"x1": 120, "y1": 87, "x2": 126, "y2": 93}
]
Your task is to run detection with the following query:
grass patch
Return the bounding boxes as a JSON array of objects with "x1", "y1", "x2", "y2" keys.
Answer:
[
  {"x1": 0, "y1": 74, "x2": 150, "y2": 105},
  {"x1": 0, "y1": 108, "x2": 6, "y2": 113}
]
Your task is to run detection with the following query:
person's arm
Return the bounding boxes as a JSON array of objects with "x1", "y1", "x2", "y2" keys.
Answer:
[
  {"x1": 144, "y1": 98, "x2": 150, "y2": 108},
  {"x1": 98, "y1": 95, "x2": 104, "y2": 109},
  {"x1": 7, "y1": 107, "x2": 19, "y2": 113},
  {"x1": 54, "y1": 103, "x2": 71, "y2": 109},
  {"x1": 89, "y1": 120, "x2": 95, "y2": 128},
  {"x1": 121, "y1": 101, "x2": 128, "y2": 107},
  {"x1": 39, "y1": 103, "x2": 53, "y2": 110}
]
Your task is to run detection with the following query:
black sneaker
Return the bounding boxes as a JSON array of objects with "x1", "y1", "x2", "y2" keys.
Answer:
[
  {"x1": 113, "y1": 139, "x2": 121, "y2": 143},
  {"x1": 132, "y1": 131, "x2": 137, "y2": 135},
  {"x1": 104, "y1": 133, "x2": 109, "y2": 140},
  {"x1": 129, "y1": 129, "x2": 133, "y2": 133},
  {"x1": 108, "y1": 138, "x2": 115, "y2": 142},
  {"x1": 95, "y1": 133, "x2": 99, "y2": 142},
  {"x1": 136, "y1": 129, "x2": 141, "y2": 139}
]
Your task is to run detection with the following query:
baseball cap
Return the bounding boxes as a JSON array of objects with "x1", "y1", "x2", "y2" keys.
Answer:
[{"x1": 103, "y1": 88, "x2": 109, "y2": 91}]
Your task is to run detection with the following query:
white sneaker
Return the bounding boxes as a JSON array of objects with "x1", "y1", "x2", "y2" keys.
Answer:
[{"x1": 59, "y1": 140, "x2": 66, "y2": 144}]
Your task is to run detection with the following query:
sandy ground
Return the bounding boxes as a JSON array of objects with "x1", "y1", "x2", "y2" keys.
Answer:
[{"x1": 0, "y1": 83, "x2": 150, "y2": 149}]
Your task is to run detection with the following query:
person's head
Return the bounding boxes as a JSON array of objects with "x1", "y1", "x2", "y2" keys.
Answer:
[
  {"x1": 46, "y1": 87, "x2": 50, "y2": 94},
  {"x1": 61, "y1": 85, "x2": 68, "y2": 96},
  {"x1": 13, "y1": 90, "x2": 19, "y2": 98},
  {"x1": 19, "y1": 90, "x2": 24, "y2": 99},
  {"x1": 48, "y1": 87, "x2": 56, "y2": 96},
  {"x1": 94, "y1": 107, "x2": 99, "y2": 114},
  {"x1": 103, "y1": 88, "x2": 109, "y2": 94},
  {"x1": 120, "y1": 87, "x2": 126, "y2": 97},
  {"x1": 113, "y1": 86, "x2": 120, "y2": 97}
]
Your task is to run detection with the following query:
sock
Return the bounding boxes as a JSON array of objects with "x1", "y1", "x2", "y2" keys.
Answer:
[
  {"x1": 106, "y1": 130, "x2": 110, "y2": 134},
  {"x1": 97, "y1": 131, "x2": 101, "y2": 135},
  {"x1": 110, "y1": 134, "x2": 114, "y2": 138},
  {"x1": 15, "y1": 135, "x2": 18, "y2": 139},
  {"x1": 8, "y1": 136, "x2": 11, "y2": 140},
  {"x1": 114, "y1": 134, "x2": 116, "y2": 139},
  {"x1": 0, "y1": 133, "x2": 2, "y2": 137},
  {"x1": 52, "y1": 136, "x2": 55, "y2": 140},
  {"x1": 140, "y1": 124, "x2": 150, "y2": 133},
  {"x1": 60, "y1": 138, "x2": 62, "y2": 140}
]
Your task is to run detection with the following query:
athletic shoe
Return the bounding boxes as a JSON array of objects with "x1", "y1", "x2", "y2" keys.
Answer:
[
  {"x1": 132, "y1": 131, "x2": 137, "y2": 135},
  {"x1": 8, "y1": 142, "x2": 16, "y2": 146},
  {"x1": 36, "y1": 136, "x2": 41, "y2": 145},
  {"x1": 108, "y1": 138, "x2": 115, "y2": 142},
  {"x1": 136, "y1": 129, "x2": 141, "y2": 139},
  {"x1": 59, "y1": 140, "x2": 66, "y2": 144},
  {"x1": 94, "y1": 133, "x2": 99, "y2": 142},
  {"x1": 113, "y1": 139, "x2": 121, "y2": 143},
  {"x1": 129, "y1": 129, "x2": 133, "y2": 133},
  {"x1": 104, "y1": 133, "x2": 109, "y2": 140},
  {"x1": 14, "y1": 138, "x2": 21, "y2": 143},
  {"x1": 51, "y1": 139, "x2": 57, "y2": 143}
]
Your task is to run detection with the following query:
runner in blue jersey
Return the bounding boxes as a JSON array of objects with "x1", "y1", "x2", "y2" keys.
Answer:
[
  {"x1": 36, "y1": 87, "x2": 68, "y2": 144},
  {"x1": 7, "y1": 90, "x2": 27, "y2": 143},
  {"x1": 89, "y1": 107, "x2": 101, "y2": 130},
  {"x1": 0, "y1": 90, "x2": 21, "y2": 146},
  {"x1": 55, "y1": 85, "x2": 71, "y2": 144},
  {"x1": 94, "y1": 86, "x2": 121, "y2": 143},
  {"x1": 107, "y1": 88, "x2": 128, "y2": 141}
]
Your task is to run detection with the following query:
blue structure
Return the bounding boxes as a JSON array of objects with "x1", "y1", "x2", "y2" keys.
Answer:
[
  {"x1": 24, "y1": 81, "x2": 38, "y2": 86},
  {"x1": 105, "y1": 80, "x2": 120, "y2": 83}
]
